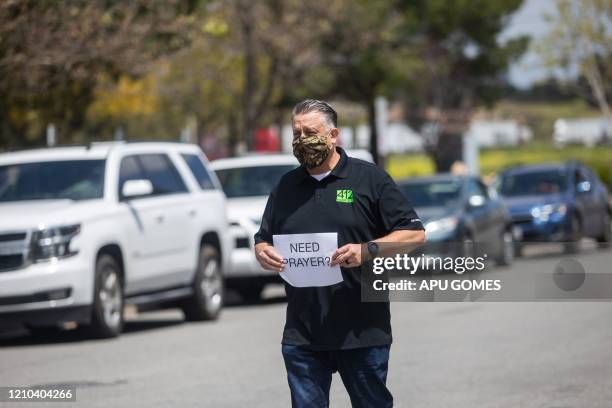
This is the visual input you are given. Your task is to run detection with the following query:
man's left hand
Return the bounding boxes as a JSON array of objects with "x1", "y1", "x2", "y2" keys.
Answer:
[{"x1": 330, "y1": 243, "x2": 363, "y2": 268}]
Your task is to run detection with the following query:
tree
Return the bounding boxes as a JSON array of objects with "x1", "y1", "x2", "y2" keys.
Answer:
[
  {"x1": 316, "y1": 0, "x2": 411, "y2": 164},
  {"x1": 222, "y1": 0, "x2": 329, "y2": 152},
  {"x1": 537, "y1": 0, "x2": 612, "y2": 120},
  {"x1": 76, "y1": 0, "x2": 330, "y2": 153},
  {"x1": 398, "y1": 0, "x2": 528, "y2": 171},
  {"x1": 0, "y1": 0, "x2": 200, "y2": 148},
  {"x1": 312, "y1": 0, "x2": 526, "y2": 168}
]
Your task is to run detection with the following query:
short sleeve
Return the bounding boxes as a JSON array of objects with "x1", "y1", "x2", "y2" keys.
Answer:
[
  {"x1": 377, "y1": 172, "x2": 424, "y2": 233},
  {"x1": 254, "y1": 185, "x2": 277, "y2": 245}
]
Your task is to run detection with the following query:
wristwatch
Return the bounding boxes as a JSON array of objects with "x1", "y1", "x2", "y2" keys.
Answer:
[{"x1": 366, "y1": 241, "x2": 380, "y2": 260}]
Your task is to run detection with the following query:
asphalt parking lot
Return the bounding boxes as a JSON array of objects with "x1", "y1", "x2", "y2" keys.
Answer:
[{"x1": 1, "y1": 242, "x2": 611, "y2": 408}]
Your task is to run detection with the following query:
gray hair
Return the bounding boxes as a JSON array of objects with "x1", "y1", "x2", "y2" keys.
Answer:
[{"x1": 292, "y1": 99, "x2": 338, "y2": 129}]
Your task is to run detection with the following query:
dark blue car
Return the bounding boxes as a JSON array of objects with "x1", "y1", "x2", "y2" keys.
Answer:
[
  {"x1": 398, "y1": 174, "x2": 515, "y2": 266},
  {"x1": 497, "y1": 161, "x2": 611, "y2": 255}
]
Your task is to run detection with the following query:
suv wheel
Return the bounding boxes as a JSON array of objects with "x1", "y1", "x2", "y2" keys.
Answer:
[
  {"x1": 597, "y1": 212, "x2": 611, "y2": 249},
  {"x1": 181, "y1": 245, "x2": 223, "y2": 321},
  {"x1": 90, "y1": 254, "x2": 124, "y2": 338},
  {"x1": 515, "y1": 242, "x2": 524, "y2": 258},
  {"x1": 495, "y1": 230, "x2": 514, "y2": 266},
  {"x1": 563, "y1": 215, "x2": 582, "y2": 254},
  {"x1": 462, "y1": 234, "x2": 475, "y2": 258}
]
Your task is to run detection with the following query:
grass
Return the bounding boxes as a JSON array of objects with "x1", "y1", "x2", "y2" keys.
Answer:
[{"x1": 386, "y1": 144, "x2": 612, "y2": 188}]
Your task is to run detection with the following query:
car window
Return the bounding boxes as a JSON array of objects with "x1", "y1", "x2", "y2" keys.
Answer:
[
  {"x1": 574, "y1": 167, "x2": 593, "y2": 193},
  {"x1": 466, "y1": 179, "x2": 488, "y2": 199},
  {"x1": 574, "y1": 168, "x2": 589, "y2": 184},
  {"x1": 0, "y1": 160, "x2": 105, "y2": 202},
  {"x1": 215, "y1": 165, "x2": 297, "y2": 198},
  {"x1": 132, "y1": 154, "x2": 188, "y2": 196},
  {"x1": 476, "y1": 180, "x2": 490, "y2": 199},
  {"x1": 399, "y1": 180, "x2": 462, "y2": 208},
  {"x1": 582, "y1": 167, "x2": 597, "y2": 182},
  {"x1": 499, "y1": 169, "x2": 568, "y2": 196},
  {"x1": 181, "y1": 153, "x2": 216, "y2": 190},
  {"x1": 118, "y1": 156, "x2": 146, "y2": 198}
]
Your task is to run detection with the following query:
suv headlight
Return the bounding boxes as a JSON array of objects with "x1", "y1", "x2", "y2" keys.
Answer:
[
  {"x1": 425, "y1": 216, "x2": 459, "y2": 240},
  {"x1": 30, "y1": 224, "x2": 81, "y2": 262},
  {"x1": 531, "y1": 204, "x2": 567, "y2": 222}
]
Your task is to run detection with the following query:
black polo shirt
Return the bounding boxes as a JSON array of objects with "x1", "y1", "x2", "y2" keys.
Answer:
[{"x1": 254, "y1": 147, "x2": 424, "y2": 350}]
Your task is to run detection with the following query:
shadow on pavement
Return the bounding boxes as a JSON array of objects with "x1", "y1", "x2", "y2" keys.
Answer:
[
  {"x1": 0, "y1": 289, "x2": 287, "y2": 346},
  {"x1": 0, "y1": 318, "x2": 185, "y2": 347},
  {"x1": 0, "y1": 326, "x2": 93, "y2": 346},
  {"x1": 224, "y1": 294, "x2": 287, "y2": 308},
  {"x1": 518, "y1": 241, "x2": 604, "y2": 261},
  {"x1": 122, "y1": 318, "x2": 185, "y2": 334},
  {"x1": 224, "y1": 286, "x2": 287, "y2": 308}
]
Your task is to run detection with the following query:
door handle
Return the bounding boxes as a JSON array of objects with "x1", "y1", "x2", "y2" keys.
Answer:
[
  {"x1": 188, "y1": 209, "x2": 197, "y2": 217},
  {"x1": 155, "y1": 214, "x2": 165, "y2": 223}
]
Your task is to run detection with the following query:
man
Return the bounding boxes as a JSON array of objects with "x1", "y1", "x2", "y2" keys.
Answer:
[{"x1": 254, "y1": 99, "x2": 425, "y2": 407}]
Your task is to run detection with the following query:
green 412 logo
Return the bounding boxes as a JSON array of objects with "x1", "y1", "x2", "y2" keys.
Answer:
[{"x1": 336, "y1": 189, "x2": 354, "y2": 203}]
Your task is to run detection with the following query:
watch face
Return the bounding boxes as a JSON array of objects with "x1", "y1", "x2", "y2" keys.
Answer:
[{"x1": 368, "y1": 242, "x2": 379, "y2": 256}]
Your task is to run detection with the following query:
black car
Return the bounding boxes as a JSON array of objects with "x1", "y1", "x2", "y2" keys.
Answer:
[
  {"x1": 397, "y1": 174, "x2": 514, "y2": 266},
  {"x1": 497, "y1": 161, "x2": 611, "y2": 254}
]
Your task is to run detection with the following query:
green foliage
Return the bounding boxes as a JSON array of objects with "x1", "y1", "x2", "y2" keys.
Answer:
[
  {"x1": 399, "y1": 0, "x2": 528, "y2": 109},
  {"x1": 0, "y1": 0, "x2": 532, "y2": 157},
  {"x1": 535, "y1": 0, "x2": 612, "y2": 117},
  {"x1": 0, "y1": 0, "x2": 201, "y2": 147},
  {"x1": 386, "y1": 153, "x2": 437, "y2": 179}
]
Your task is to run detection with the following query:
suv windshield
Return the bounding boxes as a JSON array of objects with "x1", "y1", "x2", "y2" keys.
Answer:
[
  {"x1": 399, "y1": 180, "x2": 462, "y2": 207},
  {"x1": 215, "y1": 165, "x2": 296, "y2": 198},
  {"x1": 0, "y1": 160, "x2": 105, "y2": 202},
  {"x1": 499, "y1": 169, "x2": 567, "y2": 196}
]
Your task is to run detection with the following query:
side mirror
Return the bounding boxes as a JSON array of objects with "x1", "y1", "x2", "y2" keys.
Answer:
[
  {"x1": 122, "y1": 179, "x2": 153, "y2": 199},
  {"x1": 576, "y1": 181, "x2": 591, "y2": 193},
  {"x1": 468, "y1": 195, "x2": 486, "y2": 208}
]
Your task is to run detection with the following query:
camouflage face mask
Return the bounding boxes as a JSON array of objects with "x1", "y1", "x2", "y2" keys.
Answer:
[{"x1": 292, "y1": 130, "x2": 333, "y2": 169}]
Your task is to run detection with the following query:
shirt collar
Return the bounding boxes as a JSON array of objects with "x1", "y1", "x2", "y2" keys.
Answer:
[
  {"x1": 329, "y1": 147, "x2": 349, "y2": 179},
  {"x1": 296, "y1": 147, "x2": 349, "y2": 184}
]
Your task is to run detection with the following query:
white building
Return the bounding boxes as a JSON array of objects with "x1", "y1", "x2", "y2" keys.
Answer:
[
  {"x1": 467, "y1": 120, "x2": 533, "y2": 148},
  {"x1": 553, "y1": 117, "x2": 612, "y2": 147}
]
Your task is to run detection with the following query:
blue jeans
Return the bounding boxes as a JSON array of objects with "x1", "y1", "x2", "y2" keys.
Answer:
[{"x1": 281, "y1": 344, "x2": 393, "y2": 408}]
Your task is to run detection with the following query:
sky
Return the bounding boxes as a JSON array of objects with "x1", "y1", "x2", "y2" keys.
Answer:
[{"x1": 500, "y1": 0, "x2": 575, "y2": 89}]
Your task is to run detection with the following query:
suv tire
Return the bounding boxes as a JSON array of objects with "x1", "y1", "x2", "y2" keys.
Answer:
[
  {"x1": 563, "y1": 215, "x2": 582, "y2": 254},
  {"x1": 181, "y1": 245, "x2": 223, "y2": 321},
  {"x1": 89, "y1": 254, "x2": 124, "y2": 338},
  {"x1": 495, "y1": 229, "x2": 514, "y2": 266},
  {"x1": 597, "y1": 211, "x2": 611, "y2": 249}
]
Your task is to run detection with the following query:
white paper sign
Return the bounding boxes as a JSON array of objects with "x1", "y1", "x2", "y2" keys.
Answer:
[{"x1": 273, "y1": 232, "x2": 343, "y2": 287}]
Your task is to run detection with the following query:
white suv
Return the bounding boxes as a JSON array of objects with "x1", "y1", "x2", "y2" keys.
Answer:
[{"x1": 0, "y1": 141, "x2": 231, "y2": 337}]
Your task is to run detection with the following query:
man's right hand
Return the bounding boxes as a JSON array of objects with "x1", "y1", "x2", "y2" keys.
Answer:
[{"x1": 255, "y1": 243, "x2": 285, "y2": 273}]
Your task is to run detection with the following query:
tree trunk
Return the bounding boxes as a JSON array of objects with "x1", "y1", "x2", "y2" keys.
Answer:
[
  {"x1": 584, "y1": 61, "x2": 612, "y2": 120},
  {"x1": 237, "y1": 0, "x2": 256, "y2": 151},
  {"x1": 366, "y1": 98, "x2": 380, "y2": 166},
  {"x1": 432, "y1": 130, "x2": 463, "y2": 172},
  {"x1": 227, "y1": 111, "x2": 239, "y2": 157}
]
